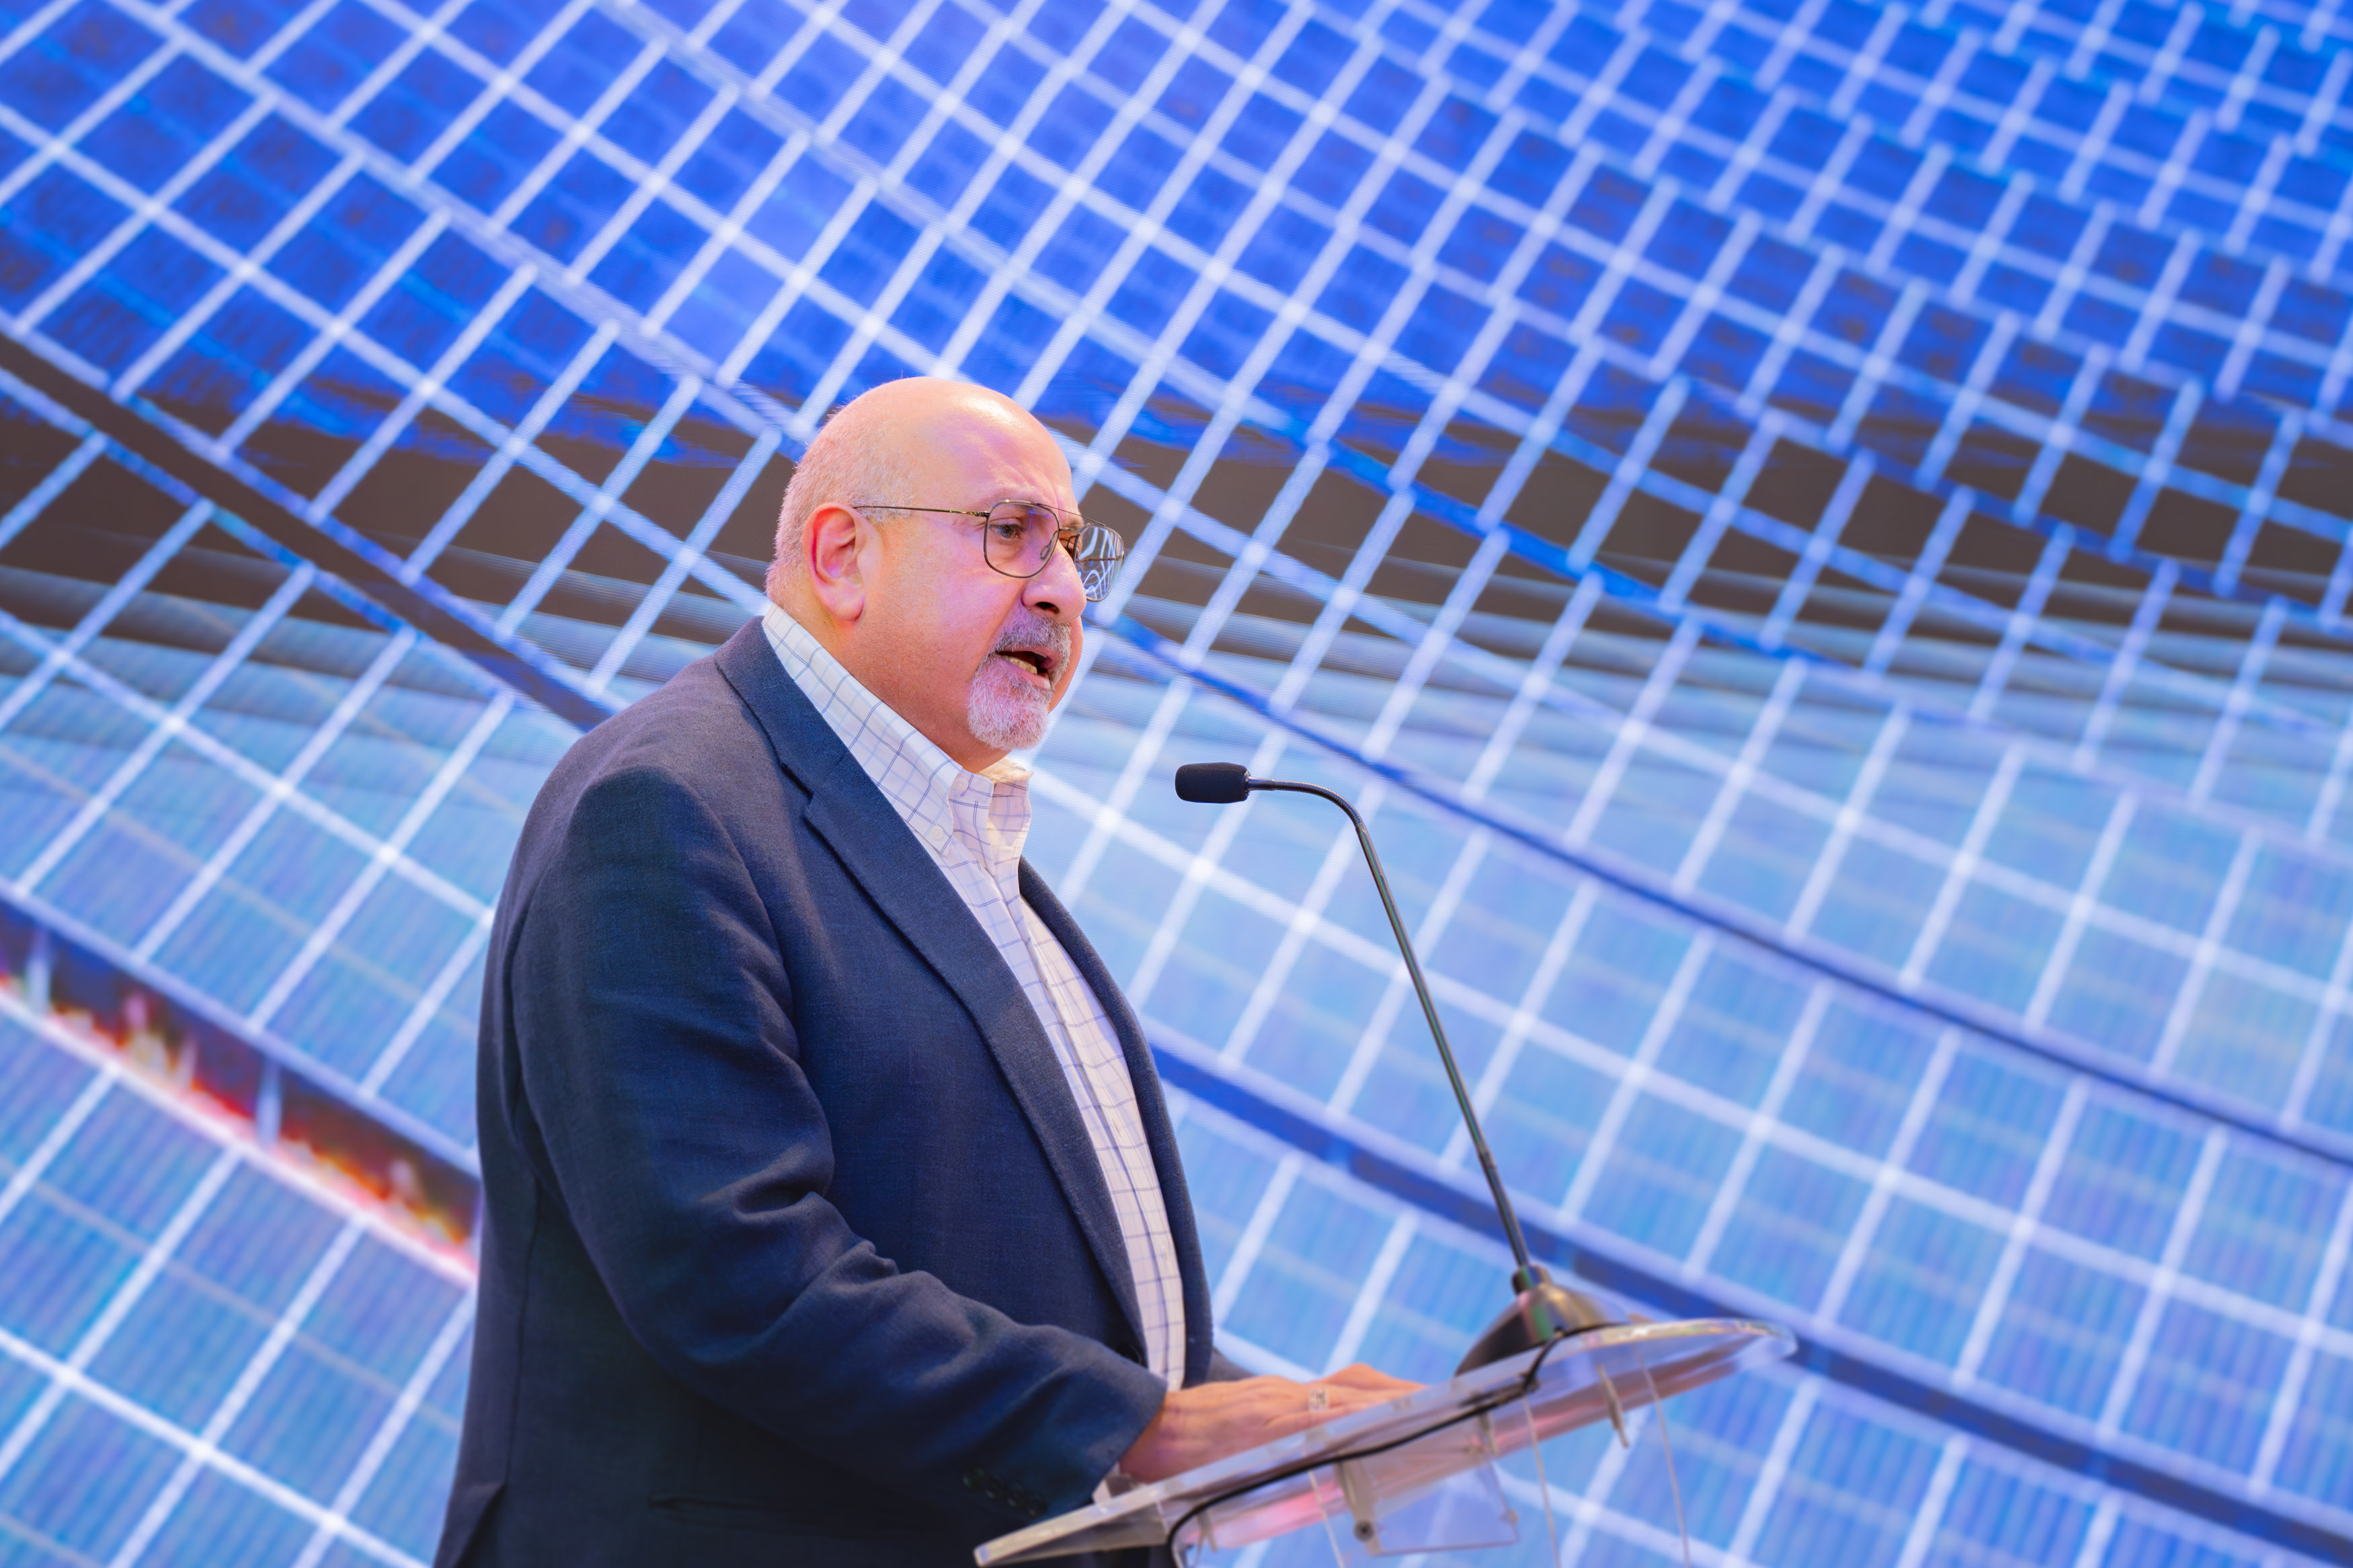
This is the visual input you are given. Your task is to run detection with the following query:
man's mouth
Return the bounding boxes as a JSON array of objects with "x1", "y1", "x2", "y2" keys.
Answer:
[{"x1": 994, "y1": 647, "x2": 1057, "y2": 686}]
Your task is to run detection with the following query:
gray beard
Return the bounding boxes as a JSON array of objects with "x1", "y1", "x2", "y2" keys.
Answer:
[{"x1": 966, "y1": 613, "x2": 1071, "y2": 754}]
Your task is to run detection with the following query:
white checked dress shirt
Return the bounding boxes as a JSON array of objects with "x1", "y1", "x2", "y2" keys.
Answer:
[{"x1": 761, "y1": 604, "x2": 1187, "y2": 1388}]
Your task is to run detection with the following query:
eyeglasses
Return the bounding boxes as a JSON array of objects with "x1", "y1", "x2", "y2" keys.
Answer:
[{"x1": 850, "y1": 499, "x2": 1126, "y2": 602}]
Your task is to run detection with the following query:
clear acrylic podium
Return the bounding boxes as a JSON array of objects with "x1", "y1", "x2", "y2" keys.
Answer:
[{"x1": 975, "y1": 1317, "x2": 1794, "y2": 1565}]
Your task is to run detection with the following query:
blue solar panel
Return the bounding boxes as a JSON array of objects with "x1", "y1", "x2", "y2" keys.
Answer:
[{"x1": 2, "y1": 0, "x2": 2352, "y2": 1557}]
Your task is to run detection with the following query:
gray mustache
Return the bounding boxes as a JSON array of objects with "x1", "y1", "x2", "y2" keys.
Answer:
[{"x1": 990, "y1": 612, "x2": 1070, "y2": 663}]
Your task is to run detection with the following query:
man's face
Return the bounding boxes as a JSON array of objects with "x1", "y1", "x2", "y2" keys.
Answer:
[{"x1": 851, "y1": 404, "x2": 1088, "y2": 770}]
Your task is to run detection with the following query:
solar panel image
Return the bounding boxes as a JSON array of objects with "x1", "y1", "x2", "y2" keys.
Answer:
[{"x1": 0, "y1": 0, "x2": 2350, "y2": 1559}]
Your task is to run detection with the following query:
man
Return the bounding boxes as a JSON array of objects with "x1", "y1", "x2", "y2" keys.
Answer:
[{"x1": 438, "y1": 378, "x2": 1411, "y2": 1567}]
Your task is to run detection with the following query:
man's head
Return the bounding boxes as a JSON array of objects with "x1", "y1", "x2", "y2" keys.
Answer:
[{"x1": 768, "y1": 378, "x2": 1088, "y2": 772}]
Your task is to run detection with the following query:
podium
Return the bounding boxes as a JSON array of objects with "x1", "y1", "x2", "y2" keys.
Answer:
[{"x1": 975, "y1": 1317, "x2": 1794, "y2": 1565}]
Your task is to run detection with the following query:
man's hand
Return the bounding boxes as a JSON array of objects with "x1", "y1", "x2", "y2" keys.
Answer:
[{"x1": 1118, "y1": 1365, "x2": 1423, "y2": 1483}]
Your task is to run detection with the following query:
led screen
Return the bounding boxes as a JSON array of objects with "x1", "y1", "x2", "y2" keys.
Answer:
[{"x1": 0, "y1": 0, "x2": 2350, "y2": 1561}]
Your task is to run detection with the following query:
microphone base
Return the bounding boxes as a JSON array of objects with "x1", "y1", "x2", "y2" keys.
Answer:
[{"x1": 1454, "y1": 1271, "x2": 1620, "y2": 1374}]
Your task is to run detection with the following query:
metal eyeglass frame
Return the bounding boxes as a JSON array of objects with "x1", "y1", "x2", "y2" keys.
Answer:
[{"x1": 848, "y1": 500, "x2": 1127, "y2": 603}]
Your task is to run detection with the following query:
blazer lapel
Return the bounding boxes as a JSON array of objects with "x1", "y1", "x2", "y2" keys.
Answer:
[
  {"x1": 713, "y1": 626, "x2": 1146, "y2": 1348},
  {"x1": 1023, "y1": 863, "x2": 1217, "y2": 1388}
]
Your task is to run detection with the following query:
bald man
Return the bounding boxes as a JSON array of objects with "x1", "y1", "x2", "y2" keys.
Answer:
[{"x1": 437, "y1": 380, "x2": 1409, "y2": 1568}]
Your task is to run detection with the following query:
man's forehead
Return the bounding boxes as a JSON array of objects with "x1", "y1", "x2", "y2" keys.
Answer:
[{"x1": 920, "y1": 407, "x2": 1075, "y2": 505}]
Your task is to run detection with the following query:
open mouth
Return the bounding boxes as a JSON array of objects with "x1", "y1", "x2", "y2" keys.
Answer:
[{"x1": 995, "y1": 647, "x2": 1056, "y2": 685}]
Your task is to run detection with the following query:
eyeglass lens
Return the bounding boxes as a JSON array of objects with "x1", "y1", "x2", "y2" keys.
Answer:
[{"x1": 982, "y1": 501, "x2": 1125, "y2": 602}]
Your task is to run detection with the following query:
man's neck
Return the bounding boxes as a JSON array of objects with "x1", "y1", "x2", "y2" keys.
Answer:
[{"x1": 765, "y1": 597, "x2": 1009, "y2": 775}]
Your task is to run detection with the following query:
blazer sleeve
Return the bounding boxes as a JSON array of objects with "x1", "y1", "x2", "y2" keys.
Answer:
[{"x1": 502, "y1": 761, "x2": 1167, "y2": 1520}]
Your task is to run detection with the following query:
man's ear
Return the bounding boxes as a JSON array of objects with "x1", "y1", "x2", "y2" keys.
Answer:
[{"x1": 804, "y1": 503, "x2": 867, "y2": 623}]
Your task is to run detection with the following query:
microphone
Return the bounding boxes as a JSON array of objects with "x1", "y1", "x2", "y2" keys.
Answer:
[
  {"x1": 1171, "y1": 762, "x2": 1251, "y2": 803},
  {"x1": 1173, "y1": 763, "x2": 1617, "y2": 1373}
]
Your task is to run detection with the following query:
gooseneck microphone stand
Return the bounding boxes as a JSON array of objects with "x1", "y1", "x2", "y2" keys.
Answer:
[{"x1": 1174, "y1": 762, "x2": 1618, "y2": 1373}]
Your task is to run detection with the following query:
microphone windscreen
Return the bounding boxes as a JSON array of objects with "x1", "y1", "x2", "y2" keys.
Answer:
[{"x1": 1174, "y1": 762, "x2": 1252, "y2": 804}]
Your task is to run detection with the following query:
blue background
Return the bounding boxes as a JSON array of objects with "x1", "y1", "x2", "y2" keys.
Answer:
[{"x1": 1, "y1": 0, "x2": 2351, "y2": 1561}]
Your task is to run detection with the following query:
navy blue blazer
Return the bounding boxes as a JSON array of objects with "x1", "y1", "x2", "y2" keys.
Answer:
[{"x1": 437, "y1": 622, "x2": 1226, "y2": 1567}]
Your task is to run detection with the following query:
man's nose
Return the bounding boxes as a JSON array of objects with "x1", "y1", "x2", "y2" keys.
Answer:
[{"x1": 1024, "y1": 533, "x2": 1087, "y2": 622}]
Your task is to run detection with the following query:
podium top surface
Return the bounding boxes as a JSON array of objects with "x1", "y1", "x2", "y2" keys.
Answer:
[{"x1": 975, "y1": 1316, "x2": 1795, "y2": 1565}]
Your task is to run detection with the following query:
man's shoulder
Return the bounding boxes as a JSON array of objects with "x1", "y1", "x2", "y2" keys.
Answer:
[
  {"x1": 531, "y1": 636, "x2": 818, "y2": 837},
  {"x1": 570, "y1": 655, "x2": 755, "y2": 777}
]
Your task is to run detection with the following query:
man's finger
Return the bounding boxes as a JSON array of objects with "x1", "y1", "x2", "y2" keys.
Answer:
[{"x1": 1320, "y1": 1364, "x2": 1423, "y2": 1393}]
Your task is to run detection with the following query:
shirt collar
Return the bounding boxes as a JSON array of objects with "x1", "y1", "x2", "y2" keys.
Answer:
[{"x1": 760, "y1": 602, "x2": 1032, "y2": 839}]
